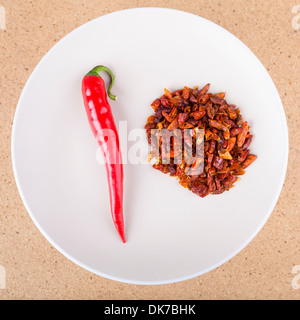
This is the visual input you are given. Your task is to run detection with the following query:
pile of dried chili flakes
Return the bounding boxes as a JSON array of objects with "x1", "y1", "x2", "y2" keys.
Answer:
[{"x1": 144, "y1": 84, "x2": 257, "y2": 198}]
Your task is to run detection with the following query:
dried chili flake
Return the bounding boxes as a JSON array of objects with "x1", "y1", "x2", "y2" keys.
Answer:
[{"x1": 145, "y1": 84, "x2": 257, "y2": 198}]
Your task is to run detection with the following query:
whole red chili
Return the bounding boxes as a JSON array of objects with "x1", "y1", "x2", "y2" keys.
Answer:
[{"x1": 82, "y1": 65, "x2": 125, "y2": 243}]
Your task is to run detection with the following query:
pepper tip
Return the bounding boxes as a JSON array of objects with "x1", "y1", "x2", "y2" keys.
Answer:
[
  {"x1": 120, "y1": 232, "x2": 126, "y2": 243},
  {"x1": 115, "y1": 225, "x2": 126, "y2": 243}
]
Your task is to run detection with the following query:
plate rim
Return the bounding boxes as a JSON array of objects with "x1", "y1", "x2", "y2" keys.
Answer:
[{"x1": 11, "y1": 7, "x2": 289, "y2": 285}]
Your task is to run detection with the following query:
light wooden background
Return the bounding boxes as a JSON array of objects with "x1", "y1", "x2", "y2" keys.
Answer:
[{"x1": 0, "y1": 0, "x2": 299, "y2": 299}]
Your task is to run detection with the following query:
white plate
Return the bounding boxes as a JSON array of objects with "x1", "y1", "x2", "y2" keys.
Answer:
[{"x1": 11, "y1": 8, "x2": 288, "y2": 284}]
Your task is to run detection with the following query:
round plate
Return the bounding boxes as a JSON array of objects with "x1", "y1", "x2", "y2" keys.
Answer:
[{"x1": 12, "y1": 8, "x2": 288, "y2": 284}]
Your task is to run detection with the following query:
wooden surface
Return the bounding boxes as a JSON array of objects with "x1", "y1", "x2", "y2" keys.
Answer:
[{"x1": 0, "y1": 0, "x2": 299, "y2": 300}]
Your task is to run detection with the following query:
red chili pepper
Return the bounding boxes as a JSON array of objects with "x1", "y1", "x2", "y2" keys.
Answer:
[{"x1": 81, "y1": 65, "x2": 125, "y2": 243}]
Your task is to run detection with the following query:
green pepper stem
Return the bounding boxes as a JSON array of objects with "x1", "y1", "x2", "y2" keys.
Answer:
[{"x1": 86, "y1": 65, "x2": 117, "y2": 101}]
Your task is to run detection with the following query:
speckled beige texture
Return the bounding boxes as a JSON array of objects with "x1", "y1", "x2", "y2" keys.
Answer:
[{"x1": 0, "y1": 0, "x2": 299, "y2": 300}]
